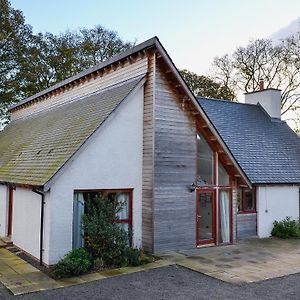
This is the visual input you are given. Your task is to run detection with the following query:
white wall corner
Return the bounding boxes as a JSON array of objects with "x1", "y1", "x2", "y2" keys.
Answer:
[{"x1": 257, "y1": 185, "x2": 299, "y2": 238}]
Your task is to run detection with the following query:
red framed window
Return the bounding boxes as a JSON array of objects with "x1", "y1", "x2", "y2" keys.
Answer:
[
  {"x1": 237, "y1": 187, "x2": 256, "y2": 213},
  {"x1": 72, "y1": 189, "x2": 133, "y2": 249}
]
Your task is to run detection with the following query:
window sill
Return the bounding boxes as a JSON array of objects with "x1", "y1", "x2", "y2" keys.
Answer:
[{"x1": 237, "y1": 211, "x2": 256, "y2": 215}]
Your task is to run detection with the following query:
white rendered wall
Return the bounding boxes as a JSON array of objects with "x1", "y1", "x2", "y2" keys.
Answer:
[
  {"x1": 0, "y1": 184, "x2": 7, "y2": 237},
  {"x1": 47, "y1": 86, "x2": 144, "y2": 265},
  {"x1": 11, "y1": 187, "x2": 51, "y2": 264},
  {"x1": 257, "y1": 185, "x2": 299, "y2": 238},
  {"x1": 12, "y1": 187, "x2": 40, "y2": 259}
]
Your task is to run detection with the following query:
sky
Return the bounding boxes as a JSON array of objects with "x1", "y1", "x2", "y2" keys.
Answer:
[{"x1": 9, "y1": 0, "x2": 300, "y2": 75}]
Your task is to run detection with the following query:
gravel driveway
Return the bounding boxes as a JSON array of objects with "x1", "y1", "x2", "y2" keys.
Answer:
[{"x1": 0, "y1": 265, "x2": 300, "y2": 300}]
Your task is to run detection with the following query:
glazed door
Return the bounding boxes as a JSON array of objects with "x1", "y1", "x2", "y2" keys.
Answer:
[{"x1": 196, "y1": 189, "x2": 216, "y2": 246}]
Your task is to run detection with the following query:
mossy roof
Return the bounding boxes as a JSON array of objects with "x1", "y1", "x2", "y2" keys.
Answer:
[{"x1": 0, "y1": 77, "x2": 142, "y2": 187}]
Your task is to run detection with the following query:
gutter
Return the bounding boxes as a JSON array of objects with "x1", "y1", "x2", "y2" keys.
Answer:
[{"x1": 32, "y1": 189, "x2": 45, "y2": 266}]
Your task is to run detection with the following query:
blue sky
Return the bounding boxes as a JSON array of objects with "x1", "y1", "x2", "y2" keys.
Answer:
[{"x1": 10, "y1": 0, "x2": 300, "y2": 74}]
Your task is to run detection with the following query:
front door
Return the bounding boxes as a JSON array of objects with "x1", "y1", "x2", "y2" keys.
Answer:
[{"x1": 196, "y1": 189, "x2": 216, "y2": 246}]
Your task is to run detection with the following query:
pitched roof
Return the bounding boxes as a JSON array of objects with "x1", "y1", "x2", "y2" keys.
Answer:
[
  {"x1": 0, "y1": 76, "x2": 143, "y2": 187},
  {"x1": 2, "y1": 37, "x2": 250, "y2": 188},
  {"x1": 197, "y1": 97, "x2": 300, "y2": 184}
]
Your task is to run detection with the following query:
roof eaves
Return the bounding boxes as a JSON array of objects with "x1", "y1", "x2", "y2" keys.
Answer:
[
  {"x1": 0, "y1": 181, "x2": 43, "y2": 189},
  {"x1": 197, "y1": 100, "x2": 252, "y2": 187},
  {"x1": 252, "y1": 182, "x2": 300, "y2": 185}
]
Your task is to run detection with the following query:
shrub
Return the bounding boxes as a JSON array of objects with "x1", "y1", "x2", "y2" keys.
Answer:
[
  {"x1": 53, "y1": 248, "x2": 92, "y2": 279},
  {"x1": 139, "y1": 249, "x2": 156, "y2": 265},
  {"x1": 124, "y1": 248, "x2": 156, "y2": 266},
  {"x1": 271, "y1": 217, "x2": 300, "y2": 239},
  {"x1": 82, "y1": 193, "x2": 129, "y2": 267},
  {"x1": 124, "y1": 247, "x2": 141, "y2": 266}
]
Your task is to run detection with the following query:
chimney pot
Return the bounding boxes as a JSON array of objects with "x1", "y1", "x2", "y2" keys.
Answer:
[{"x1": 259, "y1": 78, "x2": 264, "y2": 91}]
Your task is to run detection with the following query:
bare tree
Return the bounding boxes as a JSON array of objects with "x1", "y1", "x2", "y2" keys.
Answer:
[{"x1": 212, "y1": 34, "x2": 300, "y2": 128}]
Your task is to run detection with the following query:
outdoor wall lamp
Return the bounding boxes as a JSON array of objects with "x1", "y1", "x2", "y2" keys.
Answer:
[{"x1": 189, "y1": 182, "x2": 196, "y2": 193}]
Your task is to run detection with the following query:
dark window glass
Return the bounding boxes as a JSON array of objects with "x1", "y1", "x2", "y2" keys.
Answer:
[
  {"x1": 244, "y1": 189, "x2": 254, "y2": 211},
  {"x1": 197, "y1": 133, "x2": 214, "y2": 185},
  {"x1": 237, "y1": 188, "x2": 255, "y2": 213}
]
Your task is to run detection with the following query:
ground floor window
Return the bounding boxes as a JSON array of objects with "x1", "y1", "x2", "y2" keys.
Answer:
[
  {"x1": 237, "y1": 188, "x2": 256, "y2": 213},
  {"x1": 72, "y1": 189, "x2": 132, "y2": 250}
]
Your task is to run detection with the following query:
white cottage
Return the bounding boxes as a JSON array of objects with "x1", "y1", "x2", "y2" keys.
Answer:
[{"x1": 0, "y1": 37, "x2": 299, "y2": 266}]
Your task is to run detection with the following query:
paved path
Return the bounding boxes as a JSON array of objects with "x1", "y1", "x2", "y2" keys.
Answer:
[
  {"x1": 159, "y1": 238, "x2": 300, "y2": 283},
  {"x1": 2, "y1": 237, "x2": 300, "y2": 296},
  {"x1": 0, "y1": 248, "x2": 172, "y2": 295},
  {"x1": 1, "y1": 265, "x2": 300, "y2": 300}
]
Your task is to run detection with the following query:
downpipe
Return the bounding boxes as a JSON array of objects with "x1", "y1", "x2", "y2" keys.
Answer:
[{"x1": 32, "y1": 189, "x2": 45, "y2": 266}]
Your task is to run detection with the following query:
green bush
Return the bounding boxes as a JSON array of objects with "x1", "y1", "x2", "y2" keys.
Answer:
[
  {"x1": 53, "y1": 248, "x2": 92, "y2": 279},
  {"x1": 82, "y1": 193, "x2": 130, "y2": 267},
  {"x1": 271, "y1": 217, "x2": 300, "y2": 239},
  {"x1": 124, "y1": 247, "x2": 141, "y2": 266},
  {"x1": 82, "y1": 193, "x2": 154, "y2": 268},
  {"x1": 139, "y1": 250, "x2": 156, "y2": 265},
  {"x1": 124, "y1": 248, "x2": 156, "y2": 266}
]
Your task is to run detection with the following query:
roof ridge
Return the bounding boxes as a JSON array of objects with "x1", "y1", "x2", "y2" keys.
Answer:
[{"x1": 197, "y1": 96, "x2": 259, "y2": 107}]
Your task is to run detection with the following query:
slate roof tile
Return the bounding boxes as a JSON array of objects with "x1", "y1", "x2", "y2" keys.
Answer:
[{"x1": 197, "y1": 97, "x2": 300, "y2": 184}]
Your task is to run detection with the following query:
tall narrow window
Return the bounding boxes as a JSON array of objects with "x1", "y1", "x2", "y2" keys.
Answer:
[
  {"x1": 218, "y1": 160, "x2": 229, "y2": 186},
  {"x1": 197, "y1": 133, "x2": 214, "y2": 185}
]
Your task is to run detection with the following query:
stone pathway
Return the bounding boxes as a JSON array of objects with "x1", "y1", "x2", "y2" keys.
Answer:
[
  {"x1": 0, "y1": 248, "x2": 172, "y2": 295},
  {"x1": 2, "y1": 238, "x2": 300, "y2": 295},
  {"x1": 159, "y1": 238, "x2": 300, "y2": 283}
]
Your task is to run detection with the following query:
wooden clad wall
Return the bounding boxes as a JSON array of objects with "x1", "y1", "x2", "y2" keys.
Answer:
[
  {"x1": 153, "y1": 62, "x2": 197, "y2": 252},
  {"x1": 11, "y1": 57, "x2": 148, "y2": 121},
  {"x1": 237, "y1": 214, "x2": 257, "y2": 239},
  {"x1": 141, "y1": 52, "x2": 156, "y2": 252}
]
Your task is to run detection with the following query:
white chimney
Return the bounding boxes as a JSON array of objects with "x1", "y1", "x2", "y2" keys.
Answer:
[{"x1": 244, "y1": 84, "x2": 282, "y2": 119}]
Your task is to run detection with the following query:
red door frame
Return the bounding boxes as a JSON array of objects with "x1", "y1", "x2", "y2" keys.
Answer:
[
  {"x1": 7, "y1": 187, "x2": 13, "y2": 236},
  {"x1": 196, "y1": 189, "x2": 216, "y2": 246}
]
